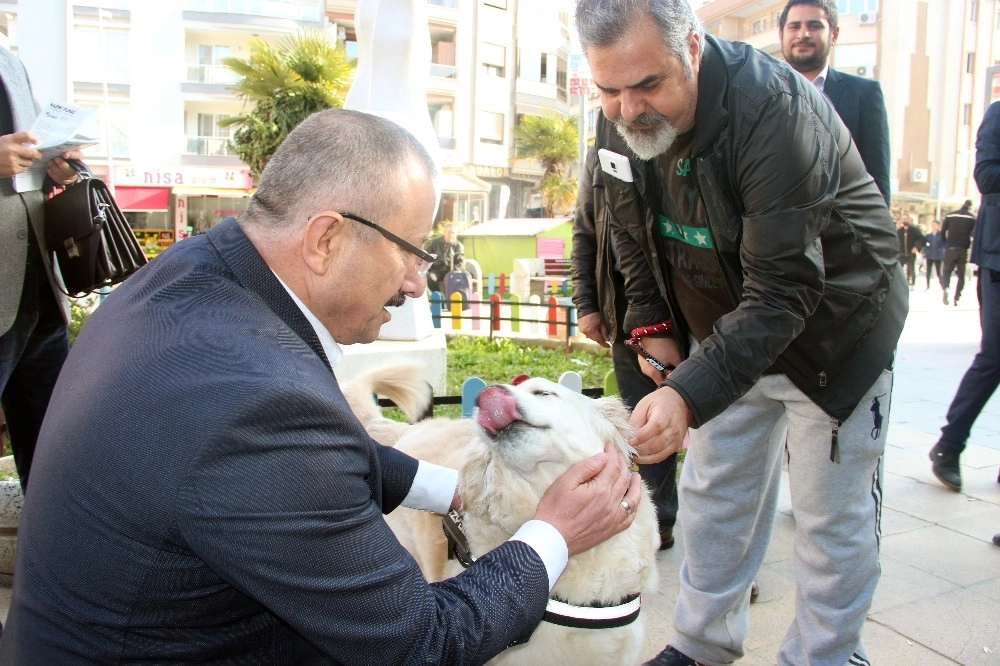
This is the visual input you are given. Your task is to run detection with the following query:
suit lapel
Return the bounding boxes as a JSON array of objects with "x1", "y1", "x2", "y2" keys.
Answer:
[
  {"x1": 206, "y1": 217, "x2": 332, "y2": 371},
  {"x1": 823, "y1": 68, "x2": 843, "y2": 105}
]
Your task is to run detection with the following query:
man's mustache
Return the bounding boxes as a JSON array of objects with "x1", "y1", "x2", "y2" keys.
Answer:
[
  {"x1": 615, "y1": 110, "x2": 668, "y2": 130},
  {"x1": 385, "y1": 292, "x2": 407, "y2": 308}
]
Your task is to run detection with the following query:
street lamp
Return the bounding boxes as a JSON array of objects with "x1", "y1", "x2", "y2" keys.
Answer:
[{"x1": 98, "y1": 8, "x2": 115, "y2": 196}]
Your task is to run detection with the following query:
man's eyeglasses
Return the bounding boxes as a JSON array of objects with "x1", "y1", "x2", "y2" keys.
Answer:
[{"x1": 341, "y1": 212, "x2": 437, "y2": 278}]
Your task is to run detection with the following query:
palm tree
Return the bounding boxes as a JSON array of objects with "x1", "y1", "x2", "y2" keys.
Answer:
[
  {"x1": 220, "y1": 31, "x2": 354, "y2": 177},
  {"x1": 514, "y1": 113, "x2": 579, "y2": 216}
]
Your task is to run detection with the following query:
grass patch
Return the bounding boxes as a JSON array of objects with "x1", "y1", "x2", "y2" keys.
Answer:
[
  {"x1": 443, "y1": 335, "x2": 612, "y2": 394},
  {"x1": 386, "y1": 335, "x2": 614, "y2": 420}
]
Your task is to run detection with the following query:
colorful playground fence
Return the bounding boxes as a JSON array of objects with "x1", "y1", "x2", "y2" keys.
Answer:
[{"x1": 428, "y1": 291, "x2": 578, "y2": 346}]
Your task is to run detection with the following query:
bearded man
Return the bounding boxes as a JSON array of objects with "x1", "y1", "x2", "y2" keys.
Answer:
[
  {"x1": 575, "y1": 0, "x2": 908, "y2": 664},
  {"x1": 779, "y1": 0, "x2": 891, "y2": 205}
]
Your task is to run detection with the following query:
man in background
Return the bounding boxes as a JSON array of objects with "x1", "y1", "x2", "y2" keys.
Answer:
[
  {"x1": 897, "y1": 214, "x2": 925, "y2": 289},
  {"x1": 426, "y1": 221, "x2": 465, "y2": 295},
  {"x1": 0, "y1": 45, "x2": 81, "y2": 493},
  {"x1": 940, "y1": 199, "x2": 977, "y2": 306},
  {"x1": 779, "y1": 0, "x2": 891, "y2": 205},
  {"x1": 572, "y1": 144, "x2": 679, "y2": 552},
  {"x1": 924, "y1": 220, "x2": 945, "y2": 291},
  {"x1": 929, "y1": 102, "x2": 1000, "y2": 493}
]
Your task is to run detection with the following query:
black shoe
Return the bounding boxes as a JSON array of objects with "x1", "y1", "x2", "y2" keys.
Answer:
[
  {"x1": 930, "y1": 442, "x2": 962, "y2": 491},
  {"x1": 643, "y1": 646, "x2": 702, "y2": 666},
  {"x1": 993, "y1": 533, "x2": 1000, "y2": 546},
  {"x1": 750, "y1": 580, "x2": 760, "y2": 603},
  {"x1": 659, "y1": 527, "x2": 675, "y2": 550}
]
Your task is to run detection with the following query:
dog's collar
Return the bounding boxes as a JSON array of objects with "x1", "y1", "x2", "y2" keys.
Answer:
[
  {"x1": 444, "y1": 513, "x2": 642, "y2": 630},
  {"x1": 543, "y1": 594, "x2": 641, "y2": 629},
  {"x1": 443, "y1": 510, "x2": 476, "y2": 567}
]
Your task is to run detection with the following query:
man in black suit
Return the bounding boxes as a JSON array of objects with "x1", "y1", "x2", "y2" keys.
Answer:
[
  {"x1": 779, "y1": 0, "x2": 891, "y2": 205},
  {"x1": 0, "y1": 109, "x2": 641, "y2": 664}
]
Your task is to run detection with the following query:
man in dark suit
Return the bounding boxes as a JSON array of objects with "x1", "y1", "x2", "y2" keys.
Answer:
[
  {"x1": 0, "y1": 46, "x2": 82, "y2": 493},
  {"x1": 779, "y1": 0, "x2": 891, "y2": 205},
  {"x1": 0, "y1": 109, "x2": 641, "y2": 664}
]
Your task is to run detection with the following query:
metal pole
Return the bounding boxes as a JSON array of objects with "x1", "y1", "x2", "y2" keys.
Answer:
[
  {"x1": 579, "y1": 92, "x2": 587, "y2": 178},
  {"x1": 97, "y1": 9, "x2": 114, "y2": 305},
  {"x1": 99, "y1": 9, "x2": 114, "y2": 197}
]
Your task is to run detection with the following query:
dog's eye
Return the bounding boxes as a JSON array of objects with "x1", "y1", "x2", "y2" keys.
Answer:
[{"x1": 531, "y1": 389, "x2": 554, "y2": 397}]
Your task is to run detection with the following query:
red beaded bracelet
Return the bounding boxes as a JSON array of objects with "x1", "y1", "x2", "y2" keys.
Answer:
[
  {"x1": 625, "y1": 320, "x2": 675, "y2": 374},
  {"x1": 630, "y1": 320, "x2": 672, "y2": 339}
]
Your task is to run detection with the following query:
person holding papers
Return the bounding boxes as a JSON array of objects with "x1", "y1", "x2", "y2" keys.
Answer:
[{"x1": 0, "y1": 45, "x2": 82, "y2": 496}]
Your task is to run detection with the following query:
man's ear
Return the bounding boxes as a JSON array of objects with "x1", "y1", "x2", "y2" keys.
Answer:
[
  {"x1": 831, "y1": 26, "x2": 839, "y2": 45},
  {"x1": 688, "y1": 30, "x2": 701, "y2": 76},
  {"x1": 302, "y1": 212, "x2": 347, "y2": 276}
]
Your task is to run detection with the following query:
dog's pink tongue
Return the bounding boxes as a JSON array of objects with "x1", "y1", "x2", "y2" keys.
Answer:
[{"x1": 476, "y1": 386, "x2": 521, "y2": 434}]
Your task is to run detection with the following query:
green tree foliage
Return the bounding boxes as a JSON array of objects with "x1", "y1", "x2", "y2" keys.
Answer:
[
  {"x1": 220, "y1": 31, "x2": 354, "y2": 177},
  {"x1": 514, "y1": 113, "x2": 579, "y2": 216}
]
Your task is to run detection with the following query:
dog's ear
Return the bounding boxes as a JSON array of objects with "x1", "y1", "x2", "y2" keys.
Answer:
[{"x1": 593, "y1": 395, "x2": 636, "y2": 458}]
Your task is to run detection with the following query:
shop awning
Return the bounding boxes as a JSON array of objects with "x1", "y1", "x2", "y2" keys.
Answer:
[
  {"x1": 439, "y1": 172, "x2": 491, "y2": 194},
  {"x1": 114, "y1": 186, "x2": 169, "y2": 211},
  {"x1": 171, "y1": 186, "x2": 253, "y2": 197}
]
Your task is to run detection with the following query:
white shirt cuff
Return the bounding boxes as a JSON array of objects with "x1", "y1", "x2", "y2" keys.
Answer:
[
  {"x1": 511, "y1": 520, "x2": 568, "y2": 591},
  {"x1": 401, "y1": 462, "x2": 458, "y2": 514}
]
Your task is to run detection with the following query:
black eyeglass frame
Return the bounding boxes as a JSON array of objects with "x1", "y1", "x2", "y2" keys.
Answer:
[{"x1": 341, "y1": 212, "x2": 437, "y2": 275}]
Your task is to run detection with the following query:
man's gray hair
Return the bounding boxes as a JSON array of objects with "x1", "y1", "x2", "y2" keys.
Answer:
[
  {"x1": 575, "y1": 0, "x2": 705, "y2": 77},
  {"x1": 241, "y1": 108, "x2": 437, "y2": 239}
]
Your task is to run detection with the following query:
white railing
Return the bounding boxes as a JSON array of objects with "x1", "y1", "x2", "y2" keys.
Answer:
[
  {"x1": 186, "y1": 64, "x2": 240, "y2": 85},
  {"x1": 182, "y1": 0, "x2": 322, "y2": 22},
  {"x1": 185, "y1": 136, "x2": 233, "y2": 156}
]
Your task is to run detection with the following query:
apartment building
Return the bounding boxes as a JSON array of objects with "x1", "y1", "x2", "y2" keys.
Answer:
[
  {"x1": 2, "y1": 0, "x2": 573, "y2": 254},
  {"x1": 695, "y1": 0, "x2": 1000, "y2": 223},
  {"x1": 327, "y1": 0, "x2": 573, "y2": 225}
]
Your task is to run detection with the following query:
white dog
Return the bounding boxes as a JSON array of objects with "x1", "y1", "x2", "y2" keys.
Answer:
[{"x1": 342, "y1": 365, "x2": 660, "y2": 666}]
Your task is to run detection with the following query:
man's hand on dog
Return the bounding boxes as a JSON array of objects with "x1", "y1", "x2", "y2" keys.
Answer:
[
  {"x1": 629, "y1": 386, "x2": 692, "y2": 465},
  {"x1": 534, "y1": 441, "x2": 641, "y2": 556}
]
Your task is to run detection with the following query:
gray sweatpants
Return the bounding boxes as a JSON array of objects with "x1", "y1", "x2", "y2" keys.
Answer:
[{"x1": 670, "y1": 370, "x2": 892, "y2": 666}]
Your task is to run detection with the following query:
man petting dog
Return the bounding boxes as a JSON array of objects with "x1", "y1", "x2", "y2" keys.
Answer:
[
  {"x1": 0, "y1": 109, "x2": 641, "y2": 665},
  {"x1": 576, "y1": 1, "x2": 907, "y2": 665}
]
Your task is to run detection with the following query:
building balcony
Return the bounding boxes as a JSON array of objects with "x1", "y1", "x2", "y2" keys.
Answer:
[
  {"x1": 185, "y1": 136, "x2": 235, "y2": 156},
  {"x1": 430, "y1": 63, "x2": 457, "y2": 79},
  {"x1": 182, "y1": 0, "x2": 323, "y2": 22},
  {"x1": 187, "y1": 63, "x2": 241, "y2": 85},
  {"x1": 427, "y1": 0, "x2": 460, "y2": 24}
]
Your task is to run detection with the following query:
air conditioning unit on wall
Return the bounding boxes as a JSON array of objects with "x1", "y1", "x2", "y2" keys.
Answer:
[
  {"x1": 858, "y1": 11, "x2": 879, "y2": 24},
  {"x1": 910, "y1": 168, "x2": 929, "y2": 183}
]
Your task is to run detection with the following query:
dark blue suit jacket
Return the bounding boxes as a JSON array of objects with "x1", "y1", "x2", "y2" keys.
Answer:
[
  {"x1": 824, "y1": 68, "x2": 891, "y2": 205},
  {"x1": 0, "y1": 217, "x2": 548, "y2": 664}
]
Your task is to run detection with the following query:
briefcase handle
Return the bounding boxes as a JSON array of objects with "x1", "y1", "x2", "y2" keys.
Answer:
[
  {"x1": 43, "y1": 158, "x2": 93, "y2": 196},
  {"x1": 62, "y1": 158, "x2": 94, "y2": 182}
]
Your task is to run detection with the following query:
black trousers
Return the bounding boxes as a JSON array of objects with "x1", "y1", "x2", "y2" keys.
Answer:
[
  {"x1": 925, "y1": 259, "x2": 942, "y2": 288},
  {"x1": 938, "y1": 268, "x2": 1000, "y2": 452},
  {"x1": 941, "y1": 248, "x2": 969, "y2": 300}
]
